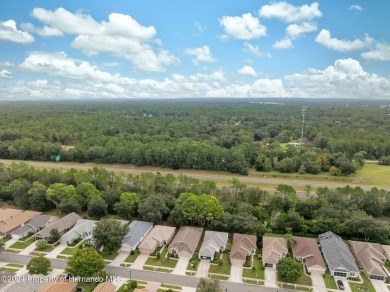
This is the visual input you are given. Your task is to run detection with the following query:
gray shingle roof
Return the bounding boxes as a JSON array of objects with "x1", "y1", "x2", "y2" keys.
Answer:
[
  {"x1": 121, "y1": 220, "x2": 153, "y2": 250},
  {"x1": 35, "y1": 212, "x2": 81, "y2": 239},
  {"x1": 319, "y1": 231, "x2": 359, "y2": 273},
  {"x1": 199, "y1": 231, "x2": 228, "y2": 258}
]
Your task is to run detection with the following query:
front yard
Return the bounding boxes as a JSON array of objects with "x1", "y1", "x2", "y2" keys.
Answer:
[
  {"x1": 124, "y1": 249, "x2": 140, "y2": 263},
  {"x1": 10, "y1": 236, "x2": 35, "y2": 249},
  {"x1": 242, "y1": 254, "x2": 265, "y2": 279},
  {"x1": 349, "y1": 273, "x2": 376, "y2": 292},
  {"x1": 323, "y1": 271, "x2": 337, "y2": 289},
  {"x1": 209, "y1": 252, "x2": 231, "y2": 275},
  {"x1": 145, "y1": 247, "x2": 178, "y2": 268}
]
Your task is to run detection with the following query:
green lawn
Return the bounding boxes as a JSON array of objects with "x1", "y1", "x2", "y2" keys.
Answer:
[
  {"x1": 10, "y1": 236, "x2": 35, "y2": 249},
  {"x1": 209, "y1": 253, "x2": 231, "y2": 275},
  {"x1": 5, "y1": 249, "x2": 19, "y2": 253},
  {"x1": 0, "y1": 267, "x2": 19, "y2": 272},
  {"x1": 0, "y1": 236, "x2": 11, "y2": 245},
  {"x1": 145, "y1": 247, "x2": 178, "y2": 268},
  {"x1": 60, "y1": 246, "x2": 80, "y2": 255},
  {"x1": 349, "y1": 273, "x2": 376, "y2": 292},
  {"x1": 34, "y1": 244, "x2": 55, "y2": 252},
  {"x1": 385, "y1": 260, "x2": 390, "y2": 272},
  {"x1": 100, "y1": 249, "x2": 119, "y2": 261},
  {"x1": 323, "y1": 271, "x2": 337, "y2": 289},
  {"x1": 144, "y1": 266, "x2": 171, "y2": 273},
  {"x1": 277, "y1": 271, "x2": 312, "y2": 286},
  {"x1": 5, "y1": 263, "x2": 24, "y2": 268},
  {"x1": 124, "y1": 249, "x2": 140, "y2": 263},
  {"x1": 242, "y1": 255, "x2": 265, "y2": 279},
  {"x1": 209, "y1": 274, "x2": 229, "y2": 280}
]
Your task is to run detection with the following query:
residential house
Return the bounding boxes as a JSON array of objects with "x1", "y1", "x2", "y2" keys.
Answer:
[
  {"x1": 35, "y1": 212, "x2": 82, "y2": 241},
  {"x1": 198, "y1": 231, "x2": 228, "y2": 260},
  {"x1": 349, "y1": 241, "x2": 389, "y2": 281},
  {"x1": 168, "y1": 226, "x2": 203, "y2": 258},
  {"x1": 60, "y1": 219, "x2": 97, "y2": 245},
  {"x1": 262, "y1": 236, "x2": 287, "y2": 268},
  {"x1": 292, "y1": 236, "x2": 326, "y2": 274},
  {"x1": 318, "y1": 231, "x2": 359, "y2": 278},
  {"x1": 0, "y1": 210, "x2": 41, "y2": 238},
  {"x1": 138, "y1": 225, "x2": 176, "y2": 255},
  {"x1": 230, "y1": 233, "x2": 257, "y2": 264},
  {"x1": 0, "y1": 209, "x2": 23, "y2": 221},
  {"x1": 11, "y1": 215, "x2": 59, "y2": 240},
  {"x1": 381, "y1": 245, "x2": 390, "y2": 261},
  {"x1": 39, "y1": 281, "x2": 77, "y2": 292},
  {"x1": 92, "y1": 282, "x2": 116, "y2": 292},
  {"x1": 119, "y1": 220, "x2": 153, "y2": 252}
]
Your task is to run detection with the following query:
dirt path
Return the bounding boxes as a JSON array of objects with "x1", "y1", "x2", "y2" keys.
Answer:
[{"x1": 0, "y1": 159, "x2": 387, "y2": 191}]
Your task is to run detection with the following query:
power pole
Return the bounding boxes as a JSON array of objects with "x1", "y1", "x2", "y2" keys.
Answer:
[{"x1": 300, "y1": 106, "x2": 306, "y2": 146}]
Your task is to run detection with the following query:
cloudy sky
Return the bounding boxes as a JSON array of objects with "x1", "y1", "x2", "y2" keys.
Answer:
[{"x1": 0, "y1": 0, "x2": 389, "y2": 99}]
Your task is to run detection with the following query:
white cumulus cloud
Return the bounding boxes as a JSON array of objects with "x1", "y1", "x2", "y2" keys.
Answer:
[
  {"x1": 238, "y1": 66, "x2": 257, "y2": 77},
  {"x1": 0, "y1": 69, "x2": 13, "y2": 78},
  {"x1": 286, "y1": 22, "x2": 317, "y2": 38},
  {"x1": 259, "y1": 2, "x2": 322, "y2": 23},
  {"x1": 243, "y1": 42, "x2": 271, "y2": 57},
  {"x1": 273, "y1": 37, "x2": 293, "y2": 49},
  {"x1": 30, "y1": 8, "x2": 179, "y2": 72},
  {"x1": 315, "y1": 29, "x2": 372, "y2": 51},
  {"x1": 362, "y1": 43, "x2": 390, "y2": 61},
  {"x1": 185, "y1": 46, "x2": 217, "y2": 65},
  {"x1": 219, "y1": 13, "x2": 267, "y2": 40},
  {"x1": 0, "y1": 20, "x2": 34, "y2": 44}
]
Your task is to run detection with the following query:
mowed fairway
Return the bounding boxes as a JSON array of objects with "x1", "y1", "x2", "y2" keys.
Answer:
[{"x1": 1, "y1": 159, "x2": 390, "y2": 190}]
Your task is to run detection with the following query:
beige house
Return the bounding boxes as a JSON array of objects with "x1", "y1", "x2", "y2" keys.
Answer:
[
  {"x1": 35, "y1": 212, "x2": 81, "y2": 241},
  {"x1": 93, "y1": 282, "x2": 116, "y2": 292},
  {"x1": 0, "y1": 210, "x2": 41, "y2": 238},
  {"x1": 262, "y1": 236, "x2": 288, "y2": 268},
  {"x1": 292, "y1": 237, "x2": 326, "y2": 274},
  {"x1": 350, "y1": 241, "x2": 389, "y2": 281},
  {"x1": 230, "y1": 233, "x2": 257, "y2": 264},
  {"x1": 138, "y1": 225, "x2": 176, "y2": 255},
  {"x1": 0, "y1": 208, "x2": 23, "y2": 221},
  {"x1": 168, "y1": 226, "x2": 203, "y2": 258}
]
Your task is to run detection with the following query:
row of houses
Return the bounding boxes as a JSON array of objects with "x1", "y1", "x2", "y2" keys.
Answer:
[{"x1": 262, "y1": 231, "x2": 390, "y2": 282}]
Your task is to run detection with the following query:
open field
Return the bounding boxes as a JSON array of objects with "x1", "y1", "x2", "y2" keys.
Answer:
[{"x1": 1, "y1": 159, "x2": 390, "y2": 191}]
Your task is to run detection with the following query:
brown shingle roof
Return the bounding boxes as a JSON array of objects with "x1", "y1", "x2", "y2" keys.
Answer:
[
  {"x1": 0, "y1": 210, "x2": 41, "y2": 235},
  {"x1": 39, "y1": 281, "x2": 77, "y2": 292},
  {"x1": 169, "y1": 226, "x2": 203, "y2": 256},
  {"x1": 93, "y1": 282, "x2": 116, "y2": 292},
  {"x1": 230, "y1": 233, "x2": 257, "y2": 261},
  {"x1": 349, "y1": 241, "x2": 388, "y2": 278},
  {"x1": 139, "y1": 225, "x2": 176, "y2": 251},
  {"x1": 292, "y1": 236, "x2": 326, "y2": 270},
  {"x1": 0, "y1": 208, "x2": 23, "y2": 222},
  {"x1": 262, "y1": 236, "x2": 288, "y2": 264}
]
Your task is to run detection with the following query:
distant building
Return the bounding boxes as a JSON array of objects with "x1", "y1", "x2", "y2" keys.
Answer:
[
  {"x1": 318, "y1": 232, "x2": 359, "y2": 278},
  {"x1": 262, "y1": 236, "x2": 287, "y2": 268},
  {"x1": 11, "y1": 215, "x2": 59, "y2": 240},
  {"x1": 60, "y1": 219, "x2": 97, "y2": 245},
  {"x1": 0, "y1": 210, "x2": 41, "y2": 238},
  {"x1": 35, "y1": 212, "x2": 81, "y2": 241},
  {"x1": 138, "y1": 225, "x2": 176, "y2": 255}
]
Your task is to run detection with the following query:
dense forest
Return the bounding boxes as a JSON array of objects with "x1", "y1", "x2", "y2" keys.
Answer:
[
  {"x1": 1, "y1": 99, "x2": 390, "y2": 175},
  {"x1": 1, "y1": 162, "x2": 390, "y2": 245}
]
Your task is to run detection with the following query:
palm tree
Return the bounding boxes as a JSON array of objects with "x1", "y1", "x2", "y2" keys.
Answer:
[{"x1": 284, "y1": 233, "x2": 296, "y2": 252}]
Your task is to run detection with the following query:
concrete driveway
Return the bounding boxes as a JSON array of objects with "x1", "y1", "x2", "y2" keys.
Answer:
[
  {"x1": 264, "y1": 267, "x2": 277, "y2": 287},
  {"x1": 370, "y1": 279, "x2": 388, "y2": 292},
  {"x1": 173, "y1": 257, "x2": 189, "y2": 275},
  {"x1": 46, "y1": 244, "x2": 66, "y2": 258},
  {"x1": 228, "y1": 260, "x2": 243, "y2": 283},
  {"x1": 131, "y1": 253, "x2": 149, "y2": 270},
  {"x1": 196, "y1": 260, "x2": 210, "y2": 278},
  {"x1": 310, "y1": 270, "x2": 327, "y2": 292}
]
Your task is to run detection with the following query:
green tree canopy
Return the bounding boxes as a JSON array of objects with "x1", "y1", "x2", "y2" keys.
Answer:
[
  {"x1": 277, "y1": 257, "x2": 302, "y2": 282},
  {"x1": 66, "y1": 247, "x2": 105, "y2": 278},
  {"x1": 93, "y1": 218, "x2": 128, "y2": 254},
  {"x1": 196, "y1": 278, "x2": 222, "y2": 292},
  {"x1": 27, "y1": 255, "x2": 51, "y2": 275}
]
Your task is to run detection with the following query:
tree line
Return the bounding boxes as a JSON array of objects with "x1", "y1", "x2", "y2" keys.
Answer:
[
  {"x1": 0, "y1": 100, "x2": 389, "y2": 175},
  {"x1": 1, "y1": 162, "x2": 390, "y2": 244}
]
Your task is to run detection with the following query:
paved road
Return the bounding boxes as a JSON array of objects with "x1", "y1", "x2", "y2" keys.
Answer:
[
  {"x1": 1, "y1": 159, "x2": 387, "y2": 191},
  {"x1": 0, "y1": 253, "x2": 294, "y2": 292}
]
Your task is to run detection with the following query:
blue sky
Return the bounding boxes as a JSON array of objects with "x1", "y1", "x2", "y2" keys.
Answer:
[{"x1": 0, "y1": 0, "x2": 389, "y2": 99}]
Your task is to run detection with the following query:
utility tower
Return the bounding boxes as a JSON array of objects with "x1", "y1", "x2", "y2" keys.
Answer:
[{"x1": 300, "y1": 106, "x2": 306, "y2": 146}]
